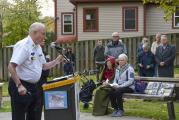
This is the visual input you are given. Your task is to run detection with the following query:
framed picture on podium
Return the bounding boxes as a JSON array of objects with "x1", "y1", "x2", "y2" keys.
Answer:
[{"x1": 44, "y1": 91, "x2": 68, "y2": 110}]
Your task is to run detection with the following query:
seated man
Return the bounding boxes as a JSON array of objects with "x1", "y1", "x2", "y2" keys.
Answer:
[
  {"x1": 92, "y1": 56, "x2": 116, "y2": 116},
  {"x1": 109, "y1": 54, "x2": 135, "y2": 117}
]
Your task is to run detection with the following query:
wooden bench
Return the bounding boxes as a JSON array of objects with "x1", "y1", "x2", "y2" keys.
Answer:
[
  {"x1": 123, "y1": 77, "x2": 179, "y2": 120},
  {"x1": 0, "y1": 83, "x2": 4, "y2": 108}
]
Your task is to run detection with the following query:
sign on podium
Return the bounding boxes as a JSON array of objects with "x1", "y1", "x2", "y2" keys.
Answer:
[{"x1": 42, "y1": 75, "x2": 80, "y2": 120}]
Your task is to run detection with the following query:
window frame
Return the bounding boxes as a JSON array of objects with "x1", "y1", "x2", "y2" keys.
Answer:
[
  {"x1": 173, "y1": 11, "x2": 179, "y2": 29},
  {"x1": 83, "y1": 8, "x2": 99, "y2": 32},
  {"x1": 61, "y1": 12, "x2": 74, "y2": 35},
  {"x1": 122, "y1": 7, "x2": 138, "y2": 32}
]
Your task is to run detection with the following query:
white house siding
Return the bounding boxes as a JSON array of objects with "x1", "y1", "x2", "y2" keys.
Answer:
[
  {"x1": 146, "y1": 5, "x2": 179, "y2": 36},
  {"x1": 77, "y1": 3, "x2": 144, "y2": 41},
  {"x1": 56, "y1": 0, "x2": 75, "y2": 37}
]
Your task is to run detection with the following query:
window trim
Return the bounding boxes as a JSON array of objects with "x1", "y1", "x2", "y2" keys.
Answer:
[
  {"x1": 122, "y1": 6, "x2": 138, "y2": 32},
  {"x1": 172, "y1": 12, "x2": 179, "y2": 29},
  {"x1": 83, "y1": 8, "x2": 99, "y2": 32},
  {"x1": 61, "y1": 12, "x2": 74, "y2": 35}
]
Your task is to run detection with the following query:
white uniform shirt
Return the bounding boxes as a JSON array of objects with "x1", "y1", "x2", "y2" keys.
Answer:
[{"x1": 10, "y1": 36, "x2": 46, "y2": 83}]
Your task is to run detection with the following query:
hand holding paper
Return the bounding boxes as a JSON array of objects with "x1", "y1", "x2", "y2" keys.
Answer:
[{"x1": 110, "y1": 83, "x2": 119, "y2": 88}]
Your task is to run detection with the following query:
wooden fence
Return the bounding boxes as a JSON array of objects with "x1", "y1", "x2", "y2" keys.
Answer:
[{"x1": 0, "y1": 33, "x2": 179, "y2": 81}]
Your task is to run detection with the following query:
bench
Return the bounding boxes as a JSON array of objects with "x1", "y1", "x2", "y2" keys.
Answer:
[
  {"x1": 123, "y1": 77, "x2": 179, "y2": 120},
  {"x1": 0, "y1": 83, "x2": 4, "y2": 108}
]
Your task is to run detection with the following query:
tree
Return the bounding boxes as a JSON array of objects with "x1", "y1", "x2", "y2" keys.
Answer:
[
  {"x1": 2, "y1": 0, "x2": 41, "y2": 46},
  {"x1": 40, "y1": 16, "x2": 55, "y2": 44},
  {"x1": 144, "y1": 0, "x2": 179, "y2": 20}
]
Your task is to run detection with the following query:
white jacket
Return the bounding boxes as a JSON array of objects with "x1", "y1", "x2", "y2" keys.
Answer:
[{"x1": 113, "y1": 65, "x2": 135, "y2": 90}]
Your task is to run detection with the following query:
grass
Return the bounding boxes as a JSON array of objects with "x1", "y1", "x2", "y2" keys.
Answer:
[
  {"x1": 1, "y1": 98, "x2": 179, "y2": 120},
  {"x1": 175, "y1": 67, "x2": 179, "y2": 77},
  {"x1": 0, "y1": 101, "x2": 11, "y2": 112},
  {"x1": 1, "y1": 68, "x2": 179, "y2": 119},
  {"x1": 80, "y1": 100, "x2": 179, "y2": 120},
  {"x1": 2, "y1": 82, "x2": 8, "y2": 97}
]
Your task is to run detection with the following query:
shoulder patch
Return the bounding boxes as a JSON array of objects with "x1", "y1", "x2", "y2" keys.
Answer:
[{"x1": 130, "y1": 72, "x2": 134, "y2": 78}]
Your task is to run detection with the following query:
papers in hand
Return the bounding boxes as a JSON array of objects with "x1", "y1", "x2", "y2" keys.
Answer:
[{"x1": 109, "y1": 83, "x2": 119, "y2": 87}]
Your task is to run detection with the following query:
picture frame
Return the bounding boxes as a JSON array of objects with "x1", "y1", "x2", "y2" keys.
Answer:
[{"x1": 44, "y1": 91, "x2": 68, "y2": 110}]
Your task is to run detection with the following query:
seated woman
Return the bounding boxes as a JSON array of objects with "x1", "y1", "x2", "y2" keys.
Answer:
[
  {"x1": 92, "y1": 56, "x2": 116, "y2": 116},
  {"x1": 109, "y1": 54, "x2": 135, "y2": 117}
]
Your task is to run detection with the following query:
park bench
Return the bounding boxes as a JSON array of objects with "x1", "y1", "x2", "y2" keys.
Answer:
[
  {"x1": 123, "y1": 77, "x2": 179, "y2": 120},
  {"x1": 0, "y1": 82, "x2": 4, "y2": 108}
]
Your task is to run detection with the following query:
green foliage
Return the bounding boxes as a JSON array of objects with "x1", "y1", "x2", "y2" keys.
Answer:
[
  {"x1": 0, "y1": 101, "x2": 11, "y2": 112},
  {"x1": 2, "y1": 82, "x2": 8, "y2": 97},
  {"x1": 1, "y1": 0, "x2": 40, "y2": 46},
  {"x1": 143, "y1": 0, "x2": 179, "y2": 20},
  {"x1": 40, "y1": 16, "x2": 55, "y2": 32},
  {"x1": 40, "y1": 16, "x2": 55, "y2": 44}
]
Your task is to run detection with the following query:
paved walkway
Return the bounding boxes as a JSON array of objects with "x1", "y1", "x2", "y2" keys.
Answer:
[{"x1": 0, "y1": 112, "x2": 152, "y2": 120}]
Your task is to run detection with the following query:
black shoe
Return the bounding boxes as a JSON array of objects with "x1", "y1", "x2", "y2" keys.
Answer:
[{"x1": 83, "y1": 103, "x2": 89, "y2": 109}]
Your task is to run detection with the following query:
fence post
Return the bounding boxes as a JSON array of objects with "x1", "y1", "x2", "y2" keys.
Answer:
[
  {"x1": 85, "y1": 41, "x2": 89, "y2": 70},
  {"x1": 0, "y1": 47, "x2": 2, "y2": 81}
]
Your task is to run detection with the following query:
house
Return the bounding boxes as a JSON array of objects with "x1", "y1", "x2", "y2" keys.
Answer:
[{"x1": 54, "y1": 0, "x2": 179, "y2": 43}]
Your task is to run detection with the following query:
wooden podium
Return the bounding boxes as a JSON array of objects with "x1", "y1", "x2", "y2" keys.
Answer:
[{"x1": 42, "y1": 75, "x2": 80, "y2": 120}]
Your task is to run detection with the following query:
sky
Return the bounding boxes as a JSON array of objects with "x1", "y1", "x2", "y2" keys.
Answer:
[{"x1": 38, "y1": 0, "x2": 54, "y2": 17}]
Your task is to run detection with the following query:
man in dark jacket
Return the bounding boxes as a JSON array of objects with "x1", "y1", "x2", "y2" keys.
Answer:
[
  {"x1": 64, "y1": 47, "x2": 75, "y2": 75},
  {"x1": 94, "y1": 40, "x2": 105, "y2": 81},
  {"x1": 94, "y1": 40, "x2": 105, "y2": 70},
  {"x1": 155, "y1": 35, "x2": 176, "y2": 77}
]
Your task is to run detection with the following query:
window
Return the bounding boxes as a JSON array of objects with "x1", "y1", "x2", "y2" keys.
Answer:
[
  {"x1": 83, "y1": 8, "x2": 99, "y2": 32},
  {"x1": 123, "y1": 7, "x2": 138, "y2": 31},
  {"x1": 173, "y1": 10, "x2": 179, "y2": 28},
  {"x1": 62, "y1": 13, "x2": 73, "y2": 35}
]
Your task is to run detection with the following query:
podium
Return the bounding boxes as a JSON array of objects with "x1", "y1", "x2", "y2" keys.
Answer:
[{"x1": 42, "y1": 75, "x2": 80, "y2": 120}]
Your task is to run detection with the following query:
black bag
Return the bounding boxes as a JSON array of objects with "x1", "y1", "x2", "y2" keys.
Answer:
[{"x1": 79, "y1": 79, "x2": 96, "y2": 103}]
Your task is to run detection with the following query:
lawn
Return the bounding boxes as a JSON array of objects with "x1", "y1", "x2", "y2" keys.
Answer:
[
  {"x1": 0, "y1": 101, "x2": 11, "y2": 112},
  {"x1": 1, "y1": 98, "x2": 179, "y2": 120},
  {"x1": 80, "y1": 100, "x2": 179, "y2": 120},
  {"x1": 1, "y1": 68, "x2": 179, "y2": 120}
]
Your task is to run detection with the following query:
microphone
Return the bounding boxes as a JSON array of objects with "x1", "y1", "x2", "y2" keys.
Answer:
[
  {"x1": 50, "y1": 42, "x2": 65, "y2": 51},
  {"x1": 50, "y1": 42, "x2": 70, "y2": 63}
]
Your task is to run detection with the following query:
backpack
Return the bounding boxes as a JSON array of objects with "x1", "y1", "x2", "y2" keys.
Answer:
[{"x1": 79, "y1": 79, "x2": 96, "y2": 103}]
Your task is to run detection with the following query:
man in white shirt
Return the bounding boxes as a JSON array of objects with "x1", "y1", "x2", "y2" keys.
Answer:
[
  {"x1": 151, "y1": 33, "x2": 161, "y2": 76},
  {"x1": 8, "y1": 22, "x2": 64, "y2": 120},
  {"x1": 151, "y1": 33, "x2": 161, "y2": 55}
]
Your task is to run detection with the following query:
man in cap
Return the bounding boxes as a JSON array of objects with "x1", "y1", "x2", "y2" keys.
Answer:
[{"x1": 104, "y1": 32, "x2": 127, "y2": 59}]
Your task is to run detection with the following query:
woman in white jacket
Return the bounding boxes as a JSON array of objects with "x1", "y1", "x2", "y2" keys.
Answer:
[{"x1": 109, "y1": 54, "x2": 135, "y2": 117}]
